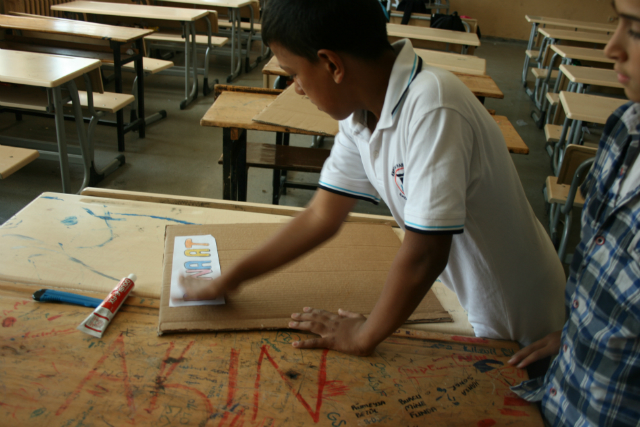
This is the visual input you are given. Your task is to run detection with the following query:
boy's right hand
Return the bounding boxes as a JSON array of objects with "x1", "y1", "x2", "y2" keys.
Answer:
[
  {"x1": 179, "y1": 274, "x2": 237, "y2": 301},
  {"x1": 508, "y1": 330, "x2": 562, "y2": 369}
]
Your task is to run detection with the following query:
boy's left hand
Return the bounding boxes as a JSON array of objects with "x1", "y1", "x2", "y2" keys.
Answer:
[{"x1": 288, "y1": 307, "x2": 374, "y2": 356}]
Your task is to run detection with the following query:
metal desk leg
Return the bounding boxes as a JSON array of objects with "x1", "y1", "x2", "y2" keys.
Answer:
[
  {"x1": 225, "y1": 7, "x2": 243, "y2": 83},
  {"x1": 52, "y1": 86, "x2": 71, "y2": 193},
  {"x1": 112, "y1": 45, "x2": 126, "y2": 152},
  {"x1": 180, "y1": 22, "x2": 199, "y2": 110},
  {"x1": 222, "y1": 127, "x2": 247, "y2": 201},
  {"x1": 522, "y1": 23, "x2": 539, "y2": 86},
  {"x1": 202, "y1": 16, "x2": 219, "y2": 96},
  {"x1": 236, "y1": 130, "x2": 247, "y2": 202},
  {"x1": 134, "y1": 38, "x2": 146, "y2": 138}
]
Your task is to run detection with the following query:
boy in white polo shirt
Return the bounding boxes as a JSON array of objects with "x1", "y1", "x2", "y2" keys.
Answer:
[{"x1": 182, "y1": 0, "x2": 566, "y2": 355}]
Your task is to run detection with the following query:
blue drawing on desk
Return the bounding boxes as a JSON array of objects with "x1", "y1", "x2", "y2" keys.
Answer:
[
  {"x1": 5, "y1": 234, "x2": 41, "y2": 242},
  {"x1": 61, "y1": 216, "x2": 78, "y2": 226},
  {"x1": 119, "y1": 213, "x2": 197, "y2": 225},
  {"x1": 4, "y1": 232, "x2": 119, "y2": 282},
  {"x1": 83, "y1": 208, "x2": 196, "y2": 225},
  {"x1": 2, "y1": 219, "x2": 22, "y2": 229},
  {"x1": 42, "y1": 196, "x2": 63, "y2": 201}
]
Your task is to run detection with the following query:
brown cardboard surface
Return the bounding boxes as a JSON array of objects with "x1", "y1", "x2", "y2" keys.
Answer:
[
  {"x1": 252, "y1": 85, "x2": 339, "y2": 136},
  {"x1": 159, "y1": 223, "x2": 451, "y2": 334}
]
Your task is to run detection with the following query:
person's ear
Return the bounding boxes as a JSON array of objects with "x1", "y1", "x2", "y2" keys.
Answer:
[{"x1": 317, "y1": 49, "x2": 345, "y2": 84}]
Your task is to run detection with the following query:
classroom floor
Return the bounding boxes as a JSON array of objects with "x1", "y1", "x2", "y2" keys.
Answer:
[{"x1": 0, "y1": 38, "x2": 575, "y2": 253}]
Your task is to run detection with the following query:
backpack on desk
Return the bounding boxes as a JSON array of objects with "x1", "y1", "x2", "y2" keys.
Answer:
[
  {"x1": 430, "y1": 11, "x2": 466, "y2": 32},
  {"x1": 397, "y1": 0, "x2": 431, "y2": 24}
]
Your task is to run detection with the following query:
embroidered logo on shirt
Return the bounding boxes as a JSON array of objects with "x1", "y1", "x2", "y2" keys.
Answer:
[{"x1": 391, "y1": 163, "x2": 407, "y2": 200}]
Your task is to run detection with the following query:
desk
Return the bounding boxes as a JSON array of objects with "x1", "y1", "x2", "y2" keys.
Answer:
[
  {"x1": 0, "y1": 190, "x2": 544, "y2": 425},
  {"x1": 0, "y1": 282, "x2": 541, "y2": 425},
  {"x1": 528, "y1": 28, "x2": 611, "y2": 108},
  {"x1": 52, "y1": 0, "x2": 209, "y2": 109},
  {"x1": 201, "y1": 87, "x2": 523, "y2": 202},
  {"x1": 154, "y1": 0, "x2": 255, "y2": 82},
  {"x1": 261, "y1": 55, "x2": 502, "y2": 101},
  {"x1": 387, "y1": 23, "x2": 480, "y2": 54},
  {"x1": 533, "y1": 45, "x2": 615, "y2": 127},
  {"x1": 0, "y1": 13, "x2": 151, "y2": 152},
  {"x1": 522, "y1": 15, "x2": 616, "y2": 85},
  {"x1": 552, "y1": 91, "x2": 627, "y2": 174},
  {"x1": 559, "y1": 64, "x2": 622, "y2": 92},
  {"x1": 0, "y1": 49, "x2": 116, "y2": 193}
]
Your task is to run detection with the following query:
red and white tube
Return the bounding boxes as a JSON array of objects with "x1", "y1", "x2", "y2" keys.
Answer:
[{"x1": 77, "y1": 274, "x2": 136, "y2": 338}]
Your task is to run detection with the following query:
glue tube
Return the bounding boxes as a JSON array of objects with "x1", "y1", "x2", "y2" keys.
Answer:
[{"x1": 77, "y1": 274, "x2": 137, "y2": 338}]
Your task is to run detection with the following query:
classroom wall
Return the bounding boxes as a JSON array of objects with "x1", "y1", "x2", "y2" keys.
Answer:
[{"x1": 449, "y1": 0, "x2": 615, "y2": 41}]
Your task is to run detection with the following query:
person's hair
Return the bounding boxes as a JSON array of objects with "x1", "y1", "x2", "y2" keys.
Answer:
[{"x1": 262, "y1": 0, "x2": 393, "y2": 63}]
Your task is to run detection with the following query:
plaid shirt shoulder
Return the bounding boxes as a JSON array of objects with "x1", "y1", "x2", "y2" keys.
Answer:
[{"x1": 512, "y1": 102, "x2": 640, "y2": 427}]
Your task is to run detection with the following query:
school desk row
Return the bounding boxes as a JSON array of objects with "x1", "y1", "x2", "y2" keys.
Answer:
[
  {"x1": 519, "y1": 14, "x2": 628, "y2": 264},
  {"x1": 0, "y1": 189, "x2": 546, "y2": 426}
]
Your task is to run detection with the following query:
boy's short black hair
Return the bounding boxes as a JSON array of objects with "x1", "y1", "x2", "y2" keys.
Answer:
[{"x1": 262, "y1": 0, "x2": 393, "y2": 63}]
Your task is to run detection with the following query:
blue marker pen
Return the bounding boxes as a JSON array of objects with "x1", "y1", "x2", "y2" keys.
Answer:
[{"x1": 32, "y1": 289, "x2": 103, "y2": 308}]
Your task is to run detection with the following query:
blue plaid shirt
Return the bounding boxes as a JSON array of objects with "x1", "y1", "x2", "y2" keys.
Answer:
[{"x1": 512, "y1": 102, "x2": 640, "y2": 426}]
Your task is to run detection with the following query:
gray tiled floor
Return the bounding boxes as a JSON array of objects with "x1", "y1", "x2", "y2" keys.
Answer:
[{"x1": 1, "y1": 38, "x2": 564, "y2": 248}]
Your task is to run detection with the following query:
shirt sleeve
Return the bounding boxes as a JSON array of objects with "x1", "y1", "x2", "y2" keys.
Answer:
[
  {"x1": 318, "y1": 123, "x2": 381, "y2": 204},
  {"x1": 402, "y1": 107, "x2": 475, "y2": 235}
]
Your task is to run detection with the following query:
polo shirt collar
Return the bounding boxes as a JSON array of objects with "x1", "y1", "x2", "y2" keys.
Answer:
[{"x1": 376, "y1": 39, "x2": 420, "y2": 130}]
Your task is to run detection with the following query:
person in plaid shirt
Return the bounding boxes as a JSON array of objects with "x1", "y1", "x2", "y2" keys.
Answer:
[{"x1": 508, "y1": 1, "x2": 640, "y2": 425}]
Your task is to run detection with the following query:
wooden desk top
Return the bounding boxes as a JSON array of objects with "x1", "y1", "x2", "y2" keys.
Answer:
[
  {"x1": 0, "y1": 279, "x2": 542, "y2": 426},
  {"x1": 0, "y1": 14, "x2": 152, "y2": 43},
  {"x1": 262, "y1": 56, "x2": 500, "y2": 98},
  {"x1": 550, "y1": 44, "x2": 614, "y2": 64},
  {"x1": 415, "y1": 48, "x2": 486, "y2": 75},
  {"x1": 538, "y1": 27, "x2": 611, "y2": 44},
  {"x1": 560, "y1": 91, "x2": 628, "y2": 124},
  {"x1": 201, "y1": 89, "x2": 326, "y2": 136},
  {"x1": 0, "y1": 49, "x2": 100, "y2": 87},
  {"x1": 525, "y1": 15, "x2": 616, "y2": 33},
  {"x1": 52, "y1": 0, "x2": 209, "y2": 22},
  {"x1": 493, "y1": 115, "x2": 529, "y2": 155},
  {"x1": 387, "y1": 23, "x2": 480, "y2": 47},
  {"x1": 559, "y1": 64, "x2": 622, "y2": 88},
  {"x1": 157, "y1": 0, "x2": 254, "y2": 8}
]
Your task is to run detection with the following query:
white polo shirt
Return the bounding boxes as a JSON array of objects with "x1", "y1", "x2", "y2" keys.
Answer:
[{"x1": 319, "y1": 39, "x2": 566, "y2": 346}]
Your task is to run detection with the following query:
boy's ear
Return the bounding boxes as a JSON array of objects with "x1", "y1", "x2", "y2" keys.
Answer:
[{"x1": 316, "y1": 49, "x2": 345, "y2": 84}]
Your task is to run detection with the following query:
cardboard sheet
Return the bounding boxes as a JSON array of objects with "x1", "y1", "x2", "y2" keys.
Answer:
[
  {"x1": 159, "y1": 223, "x2": 452, "y2": 334},
  {"x1": 252, "y1": 85, "x2": 340, "y2": 136}
]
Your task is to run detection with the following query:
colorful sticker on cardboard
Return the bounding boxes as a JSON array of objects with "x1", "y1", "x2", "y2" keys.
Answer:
[{"x1": 169, "y1": 235, "x2": 225, "y2": 307}]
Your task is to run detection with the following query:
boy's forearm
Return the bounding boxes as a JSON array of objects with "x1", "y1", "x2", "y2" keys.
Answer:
[
  {"x1": 225, "y1": 190, "x2": 357, "y2": 286},
  {"x1": 358, "y1": 233, "x2": 452, "y2": 352}
]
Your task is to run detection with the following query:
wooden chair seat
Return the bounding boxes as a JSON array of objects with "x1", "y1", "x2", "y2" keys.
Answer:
[
  {"x1": 217, "y1": 19, "x2": 261, "y2": 31},
  {"x1": 73, "y1": 91, "x2": 135, "y2": 113},
  {"x1": 531, "y1": 68, "x2": 559, "y2": 79},
  {"x1": 0, "y1": 84, "x2": 133, "y2": 114},
  {"x1": 525, "y1": 49, "x2": 540, "y2": 59},
  {"x1": 0, "y1": 145, "x2": 39, "y2": 179},
  {"x1": 546, "y1": 175, "x2": 586, "y2": 207},
  {"x1": 217, "y1": 142, "x2": 329, "y2": 173},
  {"x1": 545, "y1": 124, "x2": 567, "y2": 143},
  {"x1": 144, "y1": 31, "x2": 228, "y2": 47},
  {"x1": 546, "y1": 92, "x2": 560, "y2": 106}
]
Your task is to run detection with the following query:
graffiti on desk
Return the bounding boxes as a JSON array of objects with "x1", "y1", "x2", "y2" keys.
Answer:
[{"x1": 0, "y1": 298, "x2": 542, "y2": 426}]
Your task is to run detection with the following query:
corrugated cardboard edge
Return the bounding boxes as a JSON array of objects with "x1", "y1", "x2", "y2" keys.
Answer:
[{"x1": 252, "y1": 85, "x2": 339, "y2": 136}]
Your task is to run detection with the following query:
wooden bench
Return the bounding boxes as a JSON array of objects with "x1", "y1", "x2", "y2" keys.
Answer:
[
  {"x1": 0, "y1": 145, "x2": 39, "y2": 179},
  {"x1": 546, "y1": 144, "x2": 597, "y2": 262},
  {"x1": 217, "y1": 142, "x2": 330, "y2": 204},
  {"x1": 0, "y1": 42, "x2": 135, "y2": 114}
]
